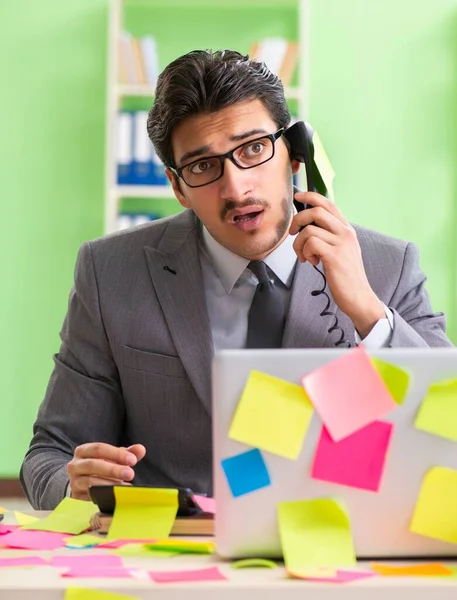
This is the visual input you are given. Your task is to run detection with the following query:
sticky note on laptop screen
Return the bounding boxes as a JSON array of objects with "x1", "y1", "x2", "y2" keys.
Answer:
[
  {"x1": 414, "y1": 378, "x2": 457, "y2": 442},
  {"x1": 228, "y1": 370, "x2": 313, "y2": 460},
  {"x1": 410, "y1": 466, "x2": 457, "y2": 544},
  {"x1": 370, "y1": 358, "x2": 410, "y2": 405},
  {"x1": 302, "y1": 347, "x2": 396, "y2": 441}
]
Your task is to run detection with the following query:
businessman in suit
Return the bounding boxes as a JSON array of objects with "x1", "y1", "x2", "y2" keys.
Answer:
[{"x1": 21, "y1": 49, "x2": 452, "y2": 509}]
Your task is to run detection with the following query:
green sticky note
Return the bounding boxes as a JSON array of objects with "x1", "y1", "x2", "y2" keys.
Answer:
[
  {"x1": 278, "y1": 498, "x2": 356, "y2": 569},
  {"x1": 112, "y1": 544, "x2": 177, "y2": 558},
  {"x1": 410, "y1": 466, "x2": 457, "y2": 544},
  {"x1": 146, "y1": 539, "x2": 214, "y2": 554},
  {"x1": 229, "y1": 371, "x2": 314, "y2": 460},
  {"x1": 64, "y1": 533, "x2": 103, "y2": 548},
  {"x1": 414, "y1": 379, "x2": 457, "y2": 441},
  {"x1": 21, "y1": 497, "x2": 97, "y2": 535},
  {"x1": 107, "y1": 487, "x2": 178, "y2": 541},
  {"x1": 371, "y1": 358, "x2": 411, "y2": 405},
  {"x1": 312, "y1": 130, "x2": 335, "y2": 202},
  {"x1": 65, "y1": 588, "x2": 139, "y2": 600},
  {"x1": 231, "y1": 558, "x2": 277, "y2": 569}
]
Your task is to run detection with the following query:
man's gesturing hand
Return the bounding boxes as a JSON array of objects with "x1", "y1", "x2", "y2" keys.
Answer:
[
  {"x1": 290, "y1": 191, "x2": 385, "y2": 338},
  {"x1": 67, "y1": 443, "x2": 146, "y2": 500}
]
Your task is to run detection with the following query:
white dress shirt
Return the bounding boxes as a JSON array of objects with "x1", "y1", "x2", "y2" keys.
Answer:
[{"x1": 199, "y1": 225, "x2": 393, "y2": 352}]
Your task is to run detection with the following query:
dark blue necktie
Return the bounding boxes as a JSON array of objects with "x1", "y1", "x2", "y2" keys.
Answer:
[{"x1": 246, "y1": 260, "x2": 285, "y2": 348}]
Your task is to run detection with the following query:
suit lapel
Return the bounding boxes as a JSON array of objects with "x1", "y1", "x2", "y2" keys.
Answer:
[{"x1": 144, "y1": 211, "x2": 213, "y2": 415}]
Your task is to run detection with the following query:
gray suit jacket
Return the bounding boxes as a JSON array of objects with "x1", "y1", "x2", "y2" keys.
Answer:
[{"x1": 20, "y1": 209, "x2": 452, "y2": 508}]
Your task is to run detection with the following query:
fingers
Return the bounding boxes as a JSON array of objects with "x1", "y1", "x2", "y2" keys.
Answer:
[
  {"x1": 70, "y1": 477, "x2": 132, "y2": 501},
  {"x1": 302, "y1": 236, "x2": 330, "y2": 266},
  {"x1": 75, "y1": 443, "x2": 138, "y2": 466},
  {"x1": 292, "y1": 190, "x2": 349, "y2": 227},
  {"x1": 292, "y1": 225, "x2": 336, "y2": 262},
  {"x1": 290, "y1": 205, "x2": 344, "y2": 236},
  {"x1": 127, "y1": 444, "x2": 146, "y2": 461},
  {"x1": 68, "y1": 455, "x2": 135, "y2": 483}
]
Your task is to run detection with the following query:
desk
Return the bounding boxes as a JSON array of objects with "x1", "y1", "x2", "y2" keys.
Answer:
[{"x1": 1, "y1": 512, "x2": 457, "y2": 600}]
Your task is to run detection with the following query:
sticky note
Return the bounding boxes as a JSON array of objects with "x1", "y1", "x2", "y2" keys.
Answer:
[
  {"x1": 0, "y1": 556, "x2": 48, "y2": 567},
  {"x1": 371, "y1": 358, "x2": 410, "y2": 405},
  {"x1": 51, "y1": 554, "x2": 123, "y2": 569},
  {"x1": 311, "y1": 421, "x2": 393, "y2": 491},
  {"x1": 14, "y1": 512, "x2": 39, "y2": 526},
  {"x1": 107, "y1": 487, "x2": 178, "y2": 540},
  {"x1": 410, "y1": 466, "x2": 457, "y2": 544},
  {"x1": 112, "y1": 544, "x2": 178, "y2": 558},
  {"x1": 278, "y1": 498, "x2": 356, "y2": 569},
  {"x1": 0, "y1": 530, "x2": 67, "y2": 550},
  {"x1": 64, "y1": 533, "x2": 103, "y2": 548},
  {"x1": 191, "y1": 494, "x2": 216, "y2": 514},
  {"x1": 21, "y1": 497, "x2": 96, "y2": 535},
  {"x1": 0, "y1": 524, "x2": 16, "y2": 535},
  {"x1": 231, "y1": 558, "x2": 277, "y2": 569},
  {"x1": 149, "y1": 566, "x2": 227, "y2": 583},
  {"x1": 228, "y1": 371, "x2": 313, "y2": 460},
  {"x1": 146, "y1": 539, "x2": 215, "y2": 554},
  {"x1": 302, "y1": 347, "x2": 397, "y2": 441},
  {"x1": 288, "y1": 568, "x2": 376, "y2": 583},
  {"x1": 312, "y1": 130, "x2": 336, "y2": 201},
  {"x1": 371, "y1": 562, "x2": 453, "y2": 576},
  {"x1": 65, "y1": 589, "x2": 139, "y2": 600},
  {"x1": 97, "y1": 538, "x2": 157, "y2": 549},
  {"x1": 414, "y1": 379, "x2": 457, "y2": 442},
  {"x1": 221, "y1": 448, "x2": 270, "y2": 497}
]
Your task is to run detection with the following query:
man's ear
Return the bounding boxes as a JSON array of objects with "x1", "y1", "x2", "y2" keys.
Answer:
[
  {"x1": 291, "y1": 159, "x2": 301, "y2": 175},
  {"x1": 166, "y1": 168, "x2": 191, "y2": 208}
]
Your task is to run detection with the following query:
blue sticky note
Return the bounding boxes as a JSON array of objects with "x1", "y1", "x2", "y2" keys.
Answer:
[{"x1": 221, "y1": 449, "x2": 271, "y2": 497}]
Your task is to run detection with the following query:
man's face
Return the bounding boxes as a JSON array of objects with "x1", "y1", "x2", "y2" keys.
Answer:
[{"x1": 167, "y1": 99, "x2": 299, "y2": 260}]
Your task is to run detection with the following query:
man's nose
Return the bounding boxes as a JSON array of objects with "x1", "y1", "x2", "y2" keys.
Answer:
[{"x1": 218, "y1": 158, "x2": 253, "y2": 201}]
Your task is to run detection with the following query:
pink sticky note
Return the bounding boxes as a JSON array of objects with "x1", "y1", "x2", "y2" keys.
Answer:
[
  {"x1": 62, "y1": 566, "x2": 135, "y2": 578},
  {"x1": 97, "y1": 538, "x2": 157, "y2": 549},
  {"x1": 51, "y1": 554, "x2": 123, "y2": 569},
  {"x1": 0, "y1": 556, "x2": 48, "y2": 567},
  {"x1": 0, "y1": 530, "x2": 67, "y2": 550},
  {"x1": 149, "y1": 566, "x2": 227, "y2": 583},
  {"x1": 192, "y1": 495, "x2": 216, "y2": 514},
  {"x1": 311, "y1": 421, "x2": 393, "y2": 491},
  {"x1": 302, "y1": 347, "x2": 396, "y2": 441},
  {"x1": 0, "y1": 524, "x2": 18, "y2": 536},
  {"x1": 289, "y1": 569, "x2": 376, "y2": 583}
]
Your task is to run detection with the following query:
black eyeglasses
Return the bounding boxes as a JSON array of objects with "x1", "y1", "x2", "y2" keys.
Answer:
[{"x1": 169, "y1": 128, "x2": 285, "y2": 188}]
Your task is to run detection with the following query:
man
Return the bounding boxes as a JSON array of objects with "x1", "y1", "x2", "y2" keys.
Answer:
[{"x1": 21, "y1": 50, "x2": 452, "y2": 509}]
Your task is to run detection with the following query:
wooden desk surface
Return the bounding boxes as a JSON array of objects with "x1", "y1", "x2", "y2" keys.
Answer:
[{"x1": 1, "y1": 511, "x2": 457, "y2": 600}]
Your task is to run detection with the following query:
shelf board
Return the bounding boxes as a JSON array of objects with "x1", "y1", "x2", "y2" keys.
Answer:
[
  {"x1": 115, "y1": 185, "x2": 175, "y2": 198},
  {"x1": 117, "y1": 84, "x2": 302, "y2": 101}
]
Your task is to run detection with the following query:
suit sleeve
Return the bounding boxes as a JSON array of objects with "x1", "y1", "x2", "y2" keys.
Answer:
[
  {"x1": 387, "y1": 242, "x2": 453, "y2": 347},
  {"x1": 20, "y1": 242, "x2": 125, "y2": 509}
]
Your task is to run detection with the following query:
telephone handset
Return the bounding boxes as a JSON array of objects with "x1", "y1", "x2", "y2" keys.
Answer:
[{"x1": 283, "y1": 121, "x2": 351, "y2": 348}]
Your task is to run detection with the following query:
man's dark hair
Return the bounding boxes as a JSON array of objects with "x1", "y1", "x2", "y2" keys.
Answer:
[{"x1": 147, "y1": 49, "x2": 291, "y2": 169}]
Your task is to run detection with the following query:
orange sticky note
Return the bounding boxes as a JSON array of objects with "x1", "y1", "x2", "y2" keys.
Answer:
[{"x1": 371, "y1": 562, "x2": 453, "y2": 576}]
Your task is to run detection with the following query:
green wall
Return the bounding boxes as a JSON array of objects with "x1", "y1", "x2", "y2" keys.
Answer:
[{"x1": 1, "y1": 0, "x2": 456, "y2": 478}]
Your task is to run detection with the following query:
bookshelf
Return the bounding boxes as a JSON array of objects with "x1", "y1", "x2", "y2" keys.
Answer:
[{"x1": 105, "y1": 0, "x2": 310, "y2": 234}]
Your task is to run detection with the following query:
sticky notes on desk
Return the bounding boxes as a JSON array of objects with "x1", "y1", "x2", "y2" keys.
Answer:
[
  {"x1": 107, "y1": 486, "x2": 178, "y2": 541},
  {"x1": 149, "y1": 566, "x2": 227, "y2": 583},
  {"x1": 228, "y1": 371, "x2": 313, "y2": 459},
  {"x1": 0, "y1": 556, "x2": 48, "y2": 567},
  {"x1": 21, "y1": 497, "x2": 97, "y2": 535},
  {"x1": 277, "y1": 498, "x2": 356, "y2": 569},
  {"x1": 191, "y1": 494, "x2": 216, "y2": 514},
  {"x1": 0, "y1": 529, "x2": 67, "y2": 550},
  {"x1": 64, "y1": 533, "x2": 103, "y2": 548},
  {"x1": 410, "y1": 466, "x2": 457, "y2": 544},
  {"x1": 221, "y1": 448, "x2": 270, "y2": 497},
  {"x1": 311, "y1": 421, "x2": 393, "y2": 491},
  {"x1": 65, "y1": 589, "x2": 139, "y2": 600},
  {"x1": 414, "y1": 378, "x2": 457, "y2": 442},
  {"x1": 302, "y1": 347, "x2": 396, "y2": 441},
  {"x1": 371, "y1": 562, "x2": 453, "y2": 576},
  {"x1": 371, "y1": 358, "x2": 410, "y2": 405},
  {"x1": 146, "y1": 539, "x2": 215, "y2": 554},
  {"x1": 288, "y1": 568, "x2": 375, "y2": 583},
  {"x1": 14, "y1": 512, "x2": 39, "y2": 526}
]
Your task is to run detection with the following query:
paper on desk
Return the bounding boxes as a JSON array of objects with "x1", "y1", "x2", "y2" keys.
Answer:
[
  {"x1": 371, "y1": 562, "x2": 453, "y2": 576},
  {"x1": 14, "y1": 512, "x2": 39, "y2": 526},
  {"x1": 107, "y1": 487, "x2": 178, "y2": 541},
  {"x1": 221, "y1": 448, "x2": 271, "y2": 497},
  {"x1": 149, "y1": 566, "x2": 227, "y2": 583},
  {"x1": 410, "y1": 466, "x2": 457, "y2": 544},
  {"x1": 370, "y1": 358, "x2": 410, "y2": 405},
  {"x1": 97, "y1": 537, "x2": 157, "y2": 549},
  {"x1": 288, "y1": 568, "x2": 376, "y2": 583},
  {"x1": 302, "y1": 347, "x2": 397, "y2": 441},
  {"x1": 65, "y1": 589, "x2": 139, "y2": 600},
  {"x1": 21, "y1": 497, "x2": 97, "y2": 535},
  {"x1": 64, "y1": 533, "x2": 103, "y2": 548},
  {"x1": 0, "y1": 529, "x2": 67, "y2": 550},
  {"x1": 51, "y1": 554, "x2": 123, "y2": 569},
  {"x1": 311, "y1": 421, "x2": 393, "y2": 491},
  {"x1": 191, "y1": 494, "x2": 216, "y2": 514},
  {"x1": 414, "y1": 378, "x2": 457, "y2": 442},
  {"x1": 228, "y1": 370, "x2": 313, "y2": 459},
  {"x1": 278, "y1": 498, "x2": 356, "y2": 569},
  {"x1": 0, "y1": 556, "x2": 48, "y2": 567},
  {"x1": 0, "y1": 524, "x2": 17, "y2": 535},
  {"x1": 146, "y1": 539, "x2": 215, "y2": 554}
]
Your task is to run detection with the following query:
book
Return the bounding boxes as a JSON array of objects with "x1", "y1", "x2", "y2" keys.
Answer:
[{"x1": 90, "y1": 512, "x2": 214, "y2": 537}]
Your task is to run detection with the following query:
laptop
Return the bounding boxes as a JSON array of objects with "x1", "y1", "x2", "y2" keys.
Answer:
[{"x1": 212, "y1": 348, "x2": 457, "y2": 559}]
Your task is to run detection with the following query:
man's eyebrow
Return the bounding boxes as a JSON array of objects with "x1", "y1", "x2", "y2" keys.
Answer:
[{"x1": 178, "y1": 129, "x2": 270, "y2": 166}]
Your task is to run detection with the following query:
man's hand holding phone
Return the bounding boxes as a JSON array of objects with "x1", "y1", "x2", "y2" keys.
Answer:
[
  {"x1": 67, "y1": 443, "x2": 146, "y2": 501},
  {"x1": 290, "y1": 190, "x2": 385, "y2": 338}
]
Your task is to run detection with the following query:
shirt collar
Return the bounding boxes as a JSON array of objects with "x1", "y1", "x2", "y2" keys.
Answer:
[{"x1": 201, "y1": 224, "x2": 297, "y2": 294}]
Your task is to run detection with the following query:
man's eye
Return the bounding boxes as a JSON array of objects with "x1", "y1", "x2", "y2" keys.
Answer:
[
  {"x1": 189, "y1": 161, "x2": 216, "y2": 174},
  {"x1": 243, "y1": 141, "x2": 267, "y2": 156}
]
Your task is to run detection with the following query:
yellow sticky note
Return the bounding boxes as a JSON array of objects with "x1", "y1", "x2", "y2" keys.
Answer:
[
  {"x1": 287, "y1": 567, "x2": 337, "y2": 578},
  {"x1": 231, "y1": 558, "x2": 277, "y2": 569},
  {"x1": 414, "y1": 379, "x2": 457, "y2": 441},
  {"x1": 112, "y1": 544, "x2": 177, "y2": 558},
  {"x1": 312, "y1": 130, "x2": 335, "y2": 201},
  {"x1": 410, "y1": 466, "x2": 457, "y2": 544},
  {"x1": 278, "y1": 498, "x2": 356, "y2": 569},
  {"x1": 371, "y1": 562, "x2": 453, "y2": 576},
  {"x1": 229, "y1": 371, "x2": 314, "y2": 460},
  {"x1": 146, "y1": 539, "x2": 215, "y2": 554},
  {"x1": 371, "y1": 358, "x2": 410, "y2": 405},
  {"x1": 107, "y1": 487, "x2": 178, "y2": 541},
  {"x1": 14, "y1": 512, "x2": 39, "y2": 526},
  {"x1": 64, "y1": 533, "x2": 103, "y2": 548},
  {"x1": 22, "y1": 497, "x2": 96, "y2": 535},
  {"x1": 65, "y1": 588, "x2": 139, "y2": 600}
]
